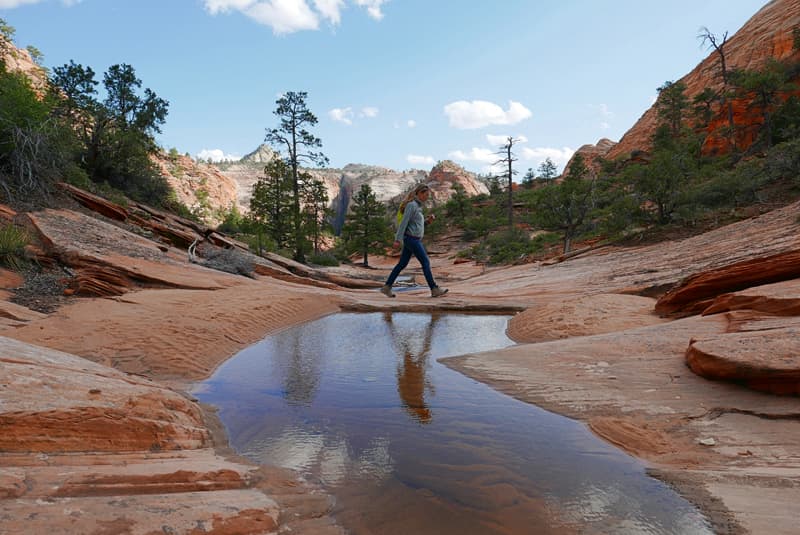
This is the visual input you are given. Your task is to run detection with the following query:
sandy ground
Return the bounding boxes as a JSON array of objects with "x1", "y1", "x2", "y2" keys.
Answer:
[{"x1": 3, "y1": 201, "x2": 800, "y2": 533}]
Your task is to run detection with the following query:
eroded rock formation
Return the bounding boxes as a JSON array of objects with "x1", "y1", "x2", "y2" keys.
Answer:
[{"x1": 606, "y1": 0, "x2": 800, "y2": 160}]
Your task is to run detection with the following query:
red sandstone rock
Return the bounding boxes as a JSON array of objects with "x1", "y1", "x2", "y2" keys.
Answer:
[
  {"x1": 22, "y1": 209, "x2": 240, "y2": 292},
  {"x1": 655, "y1": 249, "x2": 800, "y2": 317},
  {"x1": 59, "y1": 182, "x2": 129, "y2": 221},
  {"x1": 426, "y1": 160, "x2": 489, "y2": 201},
  {"x1": 153, "y1": 152, "x2": 240, "y2": 227},
  {"x1": 562, "y1": 138, "x2": 616, "y2": 178},
  {"x1": 0, "y1": 204, "x2": 16, "y2": 223},
  {"x1": 686, "y1": 322, "x2": 800, "y2": 395}
]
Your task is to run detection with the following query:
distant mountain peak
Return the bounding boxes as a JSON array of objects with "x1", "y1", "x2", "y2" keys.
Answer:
[{"x1": 240, "y1": 144, "x2": 277, "y2": 164}]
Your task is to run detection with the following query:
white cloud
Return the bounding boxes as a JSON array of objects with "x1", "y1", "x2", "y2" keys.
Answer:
[
  {"x1": 197, "y1": 148, "x2": 241, "y2": 162},
  {"x1": 407, "y1": 119, "x2": 416, "y2": 128},
  {"x1": 245, "y1": 0, "x2": 319, "y2": 33},
  {"x1": 313, "y1": 0, "x2": 344, "y2": 24},
  {"x1": 444, "y1": 100, "x2": 532, "y2": 129},
  {"x1": 360, "y1": 106, "x2": 379, "y2": 118},
  {"x1": 204, "y1": 0, "x2": 318, "y2": 34},
  {"x1": 448, "y1": 147, "x2": 497, "y2": 165},
  {"x1": 407, "y1": 154, "x2": 434, "y2": 166},
  {"x1": 486, "y1": 134, "x2": 528, "y2": 146},
  {"x1": 204, "y1": 0, "x2": 385, "y2": 33},
  {"x1": 204, "y1": 0, "x2": 256, "y2": 14},
  {"x1": 600, "y1": 121, "x2": 610, "y2": 130},
  {"x1": 520, "y1": 146, "x2": 575, "y2": 168},
  {"x1": 329, "y1": 107, "x2": 354, "y2": 125},
  {"x1": 354, "y1": 0, "x2": 386, "y2": 20}
]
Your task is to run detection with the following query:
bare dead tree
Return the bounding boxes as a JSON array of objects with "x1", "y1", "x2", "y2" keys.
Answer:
[
  {"x1": 1, "y1": 117, "x2": 60, "y2": 202},
  {"x1": 493, "y1": 136, "x2": 518, "y2": 228},
  {"x1": 698, "y1": 27, "x2": 736, "y2": 152}
]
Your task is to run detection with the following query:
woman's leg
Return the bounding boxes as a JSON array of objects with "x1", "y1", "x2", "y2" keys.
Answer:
[
  {"x1": 385, "y1": 242, "x2": 413, "y2": 286},
  {"x1": 407, "y1": 239, "x2": 437, "y2": 289}
]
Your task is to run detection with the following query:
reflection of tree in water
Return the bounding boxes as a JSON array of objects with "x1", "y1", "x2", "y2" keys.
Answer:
[
  {"x1": 384, "y1": 312, "x2": 438, "y2": 424},
  {"x1": 273, "y1": 328, "x2": 320, "y2": 407}
]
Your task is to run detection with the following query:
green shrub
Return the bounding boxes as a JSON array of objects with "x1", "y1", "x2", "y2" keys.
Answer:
[
  {"x1": 0, "y1": 223, "x2": 29, "y2": 270},
  {"x1": 308, "y1": 251, "x2": 339, "y2": 266},
  {"x1": 63, "y1": 162, "x2": 92, "y2": 190}
]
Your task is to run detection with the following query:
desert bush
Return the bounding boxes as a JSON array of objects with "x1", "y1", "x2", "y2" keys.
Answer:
[
  {"x1": 308, "y1": 251, "x2": 339, "y2": 266},
  {"x1": 0, "y1": 223, "x2": 29, "y2": 270}
]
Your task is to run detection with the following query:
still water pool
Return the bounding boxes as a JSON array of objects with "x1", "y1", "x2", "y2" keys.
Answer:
[{"x1": 195, "y1": 312, "x2": 712, "y2": 534}]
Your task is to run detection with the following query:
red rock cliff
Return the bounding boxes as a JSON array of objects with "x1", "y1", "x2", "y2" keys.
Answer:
[{"x1": 607, "y1": 0, "x2": 800, "y2": 160}]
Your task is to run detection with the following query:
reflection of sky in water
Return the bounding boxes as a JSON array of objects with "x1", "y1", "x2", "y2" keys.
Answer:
[{"x1": 197, "y1": 313, "x2": 712, "y2": 534}]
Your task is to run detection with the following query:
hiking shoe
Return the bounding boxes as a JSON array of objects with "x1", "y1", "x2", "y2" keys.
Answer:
[
  {"x1": 380, "y1": 285, "x2": 396, "y2": 298},
  {"x1": 431, "y1": 287, "x2": 448, "y2": 298}
]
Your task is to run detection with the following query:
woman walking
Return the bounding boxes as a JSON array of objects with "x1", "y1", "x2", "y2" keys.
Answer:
[{"x1": 380, "y1": 184, "x2": 448, "y2": 298}]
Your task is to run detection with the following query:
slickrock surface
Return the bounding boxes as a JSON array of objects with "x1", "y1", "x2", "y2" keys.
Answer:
[
  {"x1": 684, "y1": 280, "x2": 800, "y2": 395},
  {"x1": 2, "y1": 196, "x2": 800, "y2": 533},
  {"x1": 0, "y1": 337, "x2": 342, "y2": 534}
]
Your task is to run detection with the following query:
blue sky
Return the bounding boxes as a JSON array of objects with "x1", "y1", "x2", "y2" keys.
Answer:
[{"x1": 3, "y1": 0, "x2": 768, "y2": 175}]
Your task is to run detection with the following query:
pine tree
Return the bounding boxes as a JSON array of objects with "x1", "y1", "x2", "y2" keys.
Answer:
[
  {"x1": 342, "y1": 184, "x2": 390, "y2": 266},
  {"x1": 265, "y1": 91, "x2": 328, "y2": 263},
  {"x1": 302, "y1": 175, "x2": 330, "y2": 254},
  {"x1": 249, "y1": 158, "x2": 294, "y2": 250}
]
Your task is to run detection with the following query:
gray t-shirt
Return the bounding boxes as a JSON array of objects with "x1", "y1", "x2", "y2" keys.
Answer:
[{"x1": 395, "y1": 199, "x2": 425, "y2": 241}]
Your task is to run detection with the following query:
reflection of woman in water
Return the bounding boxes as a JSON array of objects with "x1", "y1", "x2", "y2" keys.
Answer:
[{"x1": 384, "y1": 312, "x2": 438, "y2": 424}]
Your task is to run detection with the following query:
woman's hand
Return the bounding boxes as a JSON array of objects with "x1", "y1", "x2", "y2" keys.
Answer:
[{"x1": 392, "y1": 240, "x2": 401, "y2": 250}]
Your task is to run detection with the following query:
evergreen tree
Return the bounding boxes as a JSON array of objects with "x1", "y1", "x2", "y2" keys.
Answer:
[
  {"x1": 521, "y1": 168, "x2": 535, "y2": 189},
  {"x1": 655, "y1": 80, "x2": 689, "y2": 138},
  {"x1": 249, "y1": 158, "x2": 294, "y2": 250},
  {"x1": 50, "y1": 61, "x2": 170, "y2": 204},
  {"x1": 302, "y1": 175, "x2": 330, "y2": 254},
  {"x1": 530, "y1": 153, "x2": 595, "y2": 254},
  {"x1": 692, "y1": 87, "x2": 719, "y2": 130},
  {"x1": 732, "y1": 59, "x2": 796, "y2": 149},
  {"x1": 265, "y1": 91, "x2": 328, "y2": 263},
  {"x1": 536, "y1": 157, "x2": 559, "y2": 182},
  {"x1": 445, "y1": 182, "x2": 471, "y2": 223},
  {"x1": 342, "y1": 183, "x2": 389, "y2": 266}
]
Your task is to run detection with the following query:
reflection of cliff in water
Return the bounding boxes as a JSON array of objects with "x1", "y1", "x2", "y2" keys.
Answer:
[{"x1": 384, "y1": 312, "x2": 438, "y2": 424}]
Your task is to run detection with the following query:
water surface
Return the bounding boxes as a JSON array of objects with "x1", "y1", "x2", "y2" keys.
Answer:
[{"x1": 196, "y1": 312, "x2": 711, "y2": 534}]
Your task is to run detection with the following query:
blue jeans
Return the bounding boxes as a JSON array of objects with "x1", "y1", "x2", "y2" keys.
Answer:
[{"x1": 385, "y1": 235, "x2": 437, "y2": 289}]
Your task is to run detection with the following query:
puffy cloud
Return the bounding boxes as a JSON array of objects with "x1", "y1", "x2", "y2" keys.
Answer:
[
  {"x1": 329, "y1": 107, "x2": 354, "y2": 125},
  {"x1": 197, "y1": 148, "x2": 241, "y2": 162},
  {"x1": 204, "y1": 0, "x2": 385, "y2": 33},
  {"x1": 600, "y1": 121, "x2": 610, "y2": 130},
  {"x1": 407, "y1": 154, "x2": 434, "y2": 166},
  {"x1": 313, "y1": 0, "x2": 344, "y2": 24},
  {"x1": 360, "y1": 106, "x2": 379, "y2": 118},
  {"x1": 245, "y1": 0, "x2": 319, "y2": 33},
  {"x1": 448, "y1": 147, "x2": 497, "y2": 165},
  {"x1": 354, "y1": 0, "x2": 386, "y2": 20},
  {"x1": 520, "y1": 146, "x2": 574, "y2": 168},
  {"x1": 444, "y1": 100, "x2": 531, "y2": 130}
]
